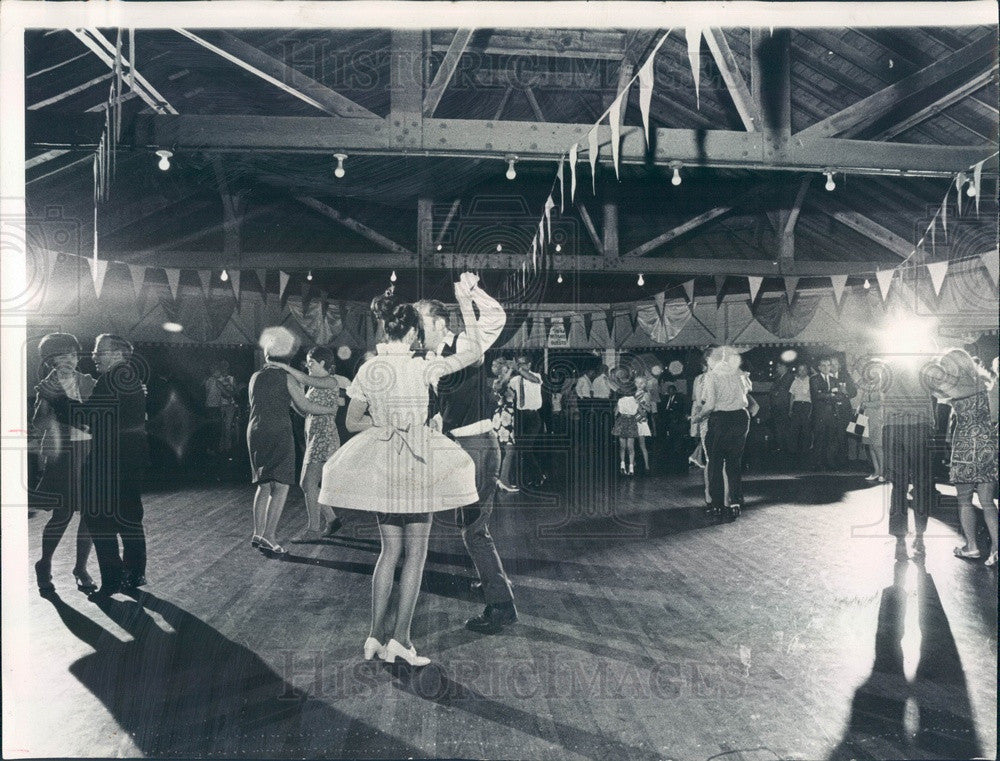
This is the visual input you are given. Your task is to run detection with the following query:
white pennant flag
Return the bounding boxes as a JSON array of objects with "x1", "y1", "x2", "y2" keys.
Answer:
[
  {"x1": 538, "y1": 218, "x2": 545, "y2": 249},
  {"x1": 638, "y1": 56, "x2": 655, "y2": 145},
  {"x1": 569, "y1": 143, "x2": 578, "y2": 203},
  {"x1": 531, "y1": 239, "x2": 537, "y2": 271},
  {"x1": 682, "y1": 279, "x2": 695, "y2": 302},
  {"x1": 930, "y1": 217, "x2": 936, "y2": 252},
  {"x1": 609, "y1": 93, "x2": 626, "y2": 179},
  {"x1": 91, "y1": 258, "x2": 109, "y2": 299},
  {"x1": 747, "y1": 275, "x2": 763, "y2": 303},
  {"x1": 229, "y1": 269, "x2": 241, "y2": 302},
  {"x1": 941, "y1": 197, "x2": 948, "y2": 234},
  {"x1": 973, "y1": 161, "x2": 983, "y2": 215},
  {"x1": 926, "y1": 260, "x2": 948, "y2": 296},
  {"x1": 587, "y1": 127, "x2": 599, "y2": 194},
  {"x1": 981, "y1": 249, "x2": 999, "y2": 288},
  {"x1": 830, "y1": 274, "x2": 848, "y2": 306},
  {"x1": 686, "y1": 27, "x2": 703, "y2": 109},
  {"x1": 165, "y1": 268, "x2": 181, "y2": 300},
  {"x1": 875, "y1": 269, "x2": 894, "y2": 301},
  {"x1": 557, "y1": 156, "x2": 565, "y2": 213},
  {"x1": 127, "y1": 264, "x2": 145, "y2": 301},
  {"x1": 256, "y1": 270, "x2": 269, "y2": 301},
  {"x1": 956, "y1": 172, "x2": 965, "y2": 215},
  {"x1": 197, "y1": 269, "x2": 212, "y2": 295},
  {"x1": 784, "y1": 276, "x2": 798, "y2": 304},
  {"x1": 544, "y1": 195, "x2": 555, "y2": 241},
  {"x1": 279, "y1": 271, "x2": 290, "y2": 300}
]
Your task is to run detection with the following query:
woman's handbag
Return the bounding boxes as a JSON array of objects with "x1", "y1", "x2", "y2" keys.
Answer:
[{"x1": 846, "y1": 408, "x2": 869, "y2": 437}]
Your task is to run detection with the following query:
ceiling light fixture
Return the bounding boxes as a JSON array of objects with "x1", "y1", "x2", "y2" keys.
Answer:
[
  {"x1": 863, "y1": 278, "x2": 871, "y2": 290},
  {"x1": 306, "y1": 270, "x2": 313, "y2": 281},
  {"x1": 966, "y1": 180, "x2": 977, "y2": 197},
  {"x1": 390, "y1": 270, "x2": 397, "y2": 283},
  {"x1": 637, "y1": 273, "x2": 645, "y2": 287},
  {"x1": 824, "y1": 170, "x2": 836, "y2": 191},
  {"x1": 670, "y1": 163, "x2": 682, "y2": 186},
  {"x1": 220, "y1": 269, "x2": 229, "y2": 282},
  {"x1": 555, "y1": 243, "x2": 562, "y2": 252},
  {"x1": 156, "y1": 149, "x2": 172, "y2": 171},
  {"x1": 557, "y1": 273, "x2": 563, "y2": 284},
  {"x1": 333, "y1": 153, "x2": 347, "y2": 179},
  {"x1": 496, "y1": 243, "x2": 502, "y2": 252},
  {"x1": 505, "y1": 156, "x2": 517, "y2": 181},
  {"x1": 436, "y1": 243, "x2": 443, "y2": 251}
]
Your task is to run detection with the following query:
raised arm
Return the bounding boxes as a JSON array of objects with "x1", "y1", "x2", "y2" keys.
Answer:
[
  {"x1": 269, "y1": 361, "x2": 340, "y2": 390},
  {"x1": 427, "y1": 275, "x2": 506, "y2": 382},
  {"x1": 286, "y1": 376, "x2": 338, "y2": 416}
]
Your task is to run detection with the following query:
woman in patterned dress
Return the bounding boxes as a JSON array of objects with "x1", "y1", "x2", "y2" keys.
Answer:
[
  {"x1": 491, "y1": 358, "x2": 518, "y2": 491},
  {"x1": 931, "y1": 348, "x2": 998, "y2": 566},
  {"x1": 634, "y1": 375, "x2": 653, "y2": 473},
  {"x1": 859, "y1": 359, "x2": 888, "y2": 482}
]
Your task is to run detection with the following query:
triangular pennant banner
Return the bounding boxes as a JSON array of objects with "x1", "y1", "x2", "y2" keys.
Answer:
[
  {"x1": 538, "y1": 219, "x2": 546, "y2": 249},
  {"x1": 638, "y1": 56, "x2": 655, "y2": 145},
  {"x1": 981, "y1": 249, "x2": 999, "y2": 288},
  {"x1": 197, "y1": 269, "x2": 212, "y2": 295},
  {"x1": 956, "y1": 172, "x2": 965, "y2": 215},
  {"x1": 829, "y1": 274, "x2": 848, "y2": 306},
  {"x1": 605, "y1": 309, "x2": 616, "y2": 339},
  {"x1": 628, "y1": 306, "x2": 640, "y2": 333},
  {"x1": 587, "y1": 128, "x2": 599, "y2": 195},
  {"x1": 682, "y1": 279, "x2": 695, "y2": 302},
  {"x1": 747, "y1": 275, "x2": 763, "y2": 304},
  {"x1": 714, "y1": 275, "x2": 726, "y2": 307},
  {"x1": 973, "y1": 161, "x2": 983, "y2": 215},
  {"x1": 165, "y1": 268, "x2": 181, "y2": 300},
  {"x1": 609, "y1": 93, "x2": 625, "y2": 180},
  {"x1": 584, "y1": 312, "x2": 594, "y2": 342},
  {"x1": 279, "y1": 271, "x2": 290, "y2": 301},
  {"x1": 686, "y1": 27, "x2": 703, "y2": 109},
  {"x1": 926, "y1": 260, "x2": 948, "y2": 296},
  {"x1": 229, "y1": 270, "x2": 240, "y2": 302},
  {"x1": 91, "y1": 258, "x2": 109, "y2": 299},
  {"x1": 569, "y1": 143, "x2": 578, "y2": 203},
  {"x1": 940, "y1": 197, "x2": 948, "y2": 234},
  {"x1": 875, "y1": 269, "x2": 894, "y2": 301},
  {"x1": 561, "y1": 315, "x2": 571, "y2": 341},
  {"x1": 557, "y1": 156, "x2": 565, "y2": 213},
  {"x1": 127, "y1": 264, "x2": 145, "y2": 301},
  {"x1": 256, "y1": 270, "x2": 269, "y2": 301},
  {"x1": 653, "y1": 290, "x2": 666, "y2": 317},
  {"x1": 784, "y1": 276, "x2": 798, "y2": 304},
  {"x1": 544, "y1": 195, "x2": 555, "y2": 242}
]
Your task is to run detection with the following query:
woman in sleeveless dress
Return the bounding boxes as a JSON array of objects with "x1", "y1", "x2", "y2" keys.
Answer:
[
  {"x1": 246, "y1": 343, "x2": 338, "y2": 557},
  {"x1": 931, "y1": 348, "x2": 998, "y2": 566},
  {"x1": 273, "y1": 275, "x2": 498, "y2": 665},
  {"x1": 30, "y1": 333, "x2": 98, "y2": 595}
]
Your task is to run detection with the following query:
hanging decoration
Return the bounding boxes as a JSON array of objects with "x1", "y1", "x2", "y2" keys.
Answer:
[
  {"x1": 544, "y1": 195, "x2": 555, "y2": 242},
  {"x1": 686, "y1": 27, "x2": 703, "y2": 109},
  {"x1": 127, "y1": 265, "x2": 145, "y2": 302},
  {"x1": 682, "y1": 279, "x2": 695, "y2": 303},
  {"x1": 829, "y1": 274, "x2": 848, "y2": 306},
  {"x1": 279, "y1": 271, "x2": 290, "y2": 301},
  {"x1": 165, "y1": 268, "x2": 181, "y2": 300},
  {"x1": 228, "y1": 269, "x2": 241, "y2": 303},
  {"x1": 569, "y1": 143, "x2": 578, "y2": 203},
  {"x1": 783, "y1": 276, "x2": 798, "y2": 304},
  {"x1": 927, "y1": 260, "x2": 949, "y2": 296},
  {"x1": 981, "y1": 249, "x2": 999, "y2": 288},
  {"x1": 638, "y1": 55, "x2": 655, "y2": 145},
  {"x1": 197, "y1": 270, "x2": 212, "y2": 296},
  {"x1": 557, "y1": 156, "x2": 565, "y2": 213},
  {"x1": 972, "y1": 160, "x2": 983, "y2": 215},
  {"x1": 714, "y1": 275, "x2": 727, "y2": 308},
  {"x1": 636, "y1": 296, "x2": 692, "y2": 344},
  {"x1": 256, "y1": 270, "x2": 269, "y2": 302},
  {"x1": 587, "y1": 127, "x2": 599, "y2": 195},
  {"x1": 609, "y1": 92, "x2": 626, "y2": 179},
  {"x1": 875, "y1": 269, "x2": 894, "y2": 301},
  {"x1": 91, "y1": 258, "x2": 110, "y2": 299},
  {"x1": 747, "y1": 275, "x2": 763, "y2": 304}
]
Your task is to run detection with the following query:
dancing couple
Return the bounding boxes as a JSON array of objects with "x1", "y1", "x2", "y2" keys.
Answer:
[{"x1": 268, "y1": 273, "x2": 515, "y2": 666}]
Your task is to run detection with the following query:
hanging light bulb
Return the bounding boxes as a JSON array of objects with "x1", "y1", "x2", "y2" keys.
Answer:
[
  {"x1": 220, "y1": 269, "x2": 229, "y2": 282},
  {"x1": 863, "y1": 278, "x2": 871, "y2": 290},
  {"x1": 496, "y1": 243, "x2": 502, "y2": 252},
  {"x1": 306, "y1": 270, "x2": 313, "y2": 281},
  {"x1": 555, "y1": 243, "x2": 562, "y2": 253},
  {"x1": 966, "y1": 180, "x2": 977, "y2": 197},
  {"x1": 824, "y1": 170, "x2": 836, "y2": 191},
  {"x1": 436, "y1": 243, "x2": 442, "y2": 251},
  {"x1": 637, "y1": 273, "x2": 645, "y2": 286},
  {"x1": 155, "y1": 149, "x2": 172, "y2": 171},
  {"x1": 671, "y1": 164, "x2": 682, "y2": 186},
  {"x1": 505, "y1": 156, "x2": 517, "y2": 181},
  {"x1": 556, "y1": 273, "x2": 563, "y2": 284},
  {"x1": 390, "y1": 270, "x2": 397, "y2": 283},
  {"x1": 333, "y1": 153, "x2": 347, "y2": 179}
]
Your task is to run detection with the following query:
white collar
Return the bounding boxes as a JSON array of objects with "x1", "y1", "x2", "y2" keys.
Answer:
[{"x1": 434, "y1": 330, "x2": 457, "y2": 356}]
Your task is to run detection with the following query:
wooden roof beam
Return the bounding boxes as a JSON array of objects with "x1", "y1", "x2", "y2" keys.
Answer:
[
  {"x1": 70, "y1": 29, "x2": 177, "y2": 115},
  {"x1": 812, "y1": 199, "x2": 915, "y2": 259},
  {"x1": 423, "y1": 29, "x2": 474, "y2": 118},
  {"x1": 296, "y1": 196, "x2": 414, "y2": 255},
  {"x1": 796, "y1": 32, "x2": 996, "y2": 139},
  {"x1": 704, "y1": 28, "x2": 762, "y2": 132}
]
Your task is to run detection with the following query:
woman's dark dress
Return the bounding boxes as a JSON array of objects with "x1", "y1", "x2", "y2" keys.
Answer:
[{"x1": 246, "y1": 368, "x2": 296, "y2": 485}]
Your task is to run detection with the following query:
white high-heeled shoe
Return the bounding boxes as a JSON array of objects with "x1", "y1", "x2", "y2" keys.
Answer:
[
  {"x1": 382, "y1": 638, "x2": 430, "y2": 667},
  {"x1": 363, "y1": 636, "x2": 384, "y2": 661}
]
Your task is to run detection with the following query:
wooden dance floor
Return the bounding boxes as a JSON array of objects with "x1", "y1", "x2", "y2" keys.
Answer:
[{"x1": 21, "y1": 470, "x2": 998, "y2": 760}]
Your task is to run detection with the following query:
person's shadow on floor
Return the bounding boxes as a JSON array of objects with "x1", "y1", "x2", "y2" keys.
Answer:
[
  {"x1": 44, "y1": 591, "x2": 427, "y2": 759},
  {"x1": 827, "y1": 560, "x2": 982, "y2": 760}
]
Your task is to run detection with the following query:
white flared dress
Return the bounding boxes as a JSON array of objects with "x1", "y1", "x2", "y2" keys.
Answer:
[{"x1": 318, "y1": 343, "x2": 479, "y2": 513}]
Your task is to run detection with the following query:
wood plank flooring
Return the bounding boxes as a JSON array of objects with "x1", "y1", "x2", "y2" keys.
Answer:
[{"x1": 14, "y1": 468, "x2": 998, "y2": 760}]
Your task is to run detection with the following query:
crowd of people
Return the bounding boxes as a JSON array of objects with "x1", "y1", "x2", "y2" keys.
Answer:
[{"x1": 27, "y1": 276, "x2": 999, "y2": 666}]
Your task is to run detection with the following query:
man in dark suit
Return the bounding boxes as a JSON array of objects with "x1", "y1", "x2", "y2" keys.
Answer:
[
  {"x1": 809, "y1": 357, "x2": 856, "y2": 469},
  {"x1": 81, "y1": 334, "x2": 150, "y2": 597},
  {"x1": 768, "y1": 363, "x2": 794, "y2": 455},
  {"x1": 659, "y1": 384, "x2": 690, "y2": 474}
]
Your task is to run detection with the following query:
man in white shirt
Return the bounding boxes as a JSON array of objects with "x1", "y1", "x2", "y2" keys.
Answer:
[
  {"x1": 788, "y1": 363, "x2": 813, "y2": 460},
  {"x1": 591, "y1": 365, "x2": 613, "y2": 399},
  {"x1": 510, "y1": 355, "x2": 546, "y2": 487},
  {"x1": 575, "y1": 367, "x2": 596, "y2": 398}
]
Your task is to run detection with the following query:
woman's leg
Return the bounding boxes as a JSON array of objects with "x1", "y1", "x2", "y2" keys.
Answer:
[
  {"x1": 625, "y1": 438, "x2": 635, "y2": 472},
  {"x1": 701, "y1": 429, "x2": 711, "y2": 503},
  {"x1": 955, "y1": 483, "x2": 979, "y2": 553},
  {"x1": 72, "y1": 513, "x2": 94, "y2": 576},
  {"x1": 300, "y1": 461, "x2": 324, "y2": 533},
  {"x1": 262, "y1": 482, "x2": 290, "y2": 543},
  {"x1": 638, "y1": 437, "x2": 650, "y2": 471},
  {"x1": 393, "y1": 516, "x2": 433, "y2": 649},
  {"x1": 498, "y1": 443, "x2": 516, "y2": 486},
  {"x1": 371, "y1": 520, "x2": 403, "y2": 642},
  {"x1": 976, "y1": 481, "x2": 998, "y2": 556},
  {"x1": 618, "y1": 438, "x2": 627, "y2": 470},
  {"x1": 252, "y1": 484, "x2": 269, "y2": 538},
  {"x1": 40, "y1": 505, "x2": 73, "y2": 567},
  {"x1": 872, "y1": 440, "x2": 885, "y2": 477}
]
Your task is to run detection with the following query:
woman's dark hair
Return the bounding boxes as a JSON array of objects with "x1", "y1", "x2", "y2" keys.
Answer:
[
  {"x1": 370, "y1": 286, "x2": 419, "y2": 341},
  {"x1": 37, "y1": 332, "x2": 81, "y2": 363},
  {"x1": 307, "y1": 345, "x2": 337, "y2": 370}
]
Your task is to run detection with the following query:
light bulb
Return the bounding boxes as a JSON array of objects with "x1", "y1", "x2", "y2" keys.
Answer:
[
  {"x1": 671, "y1": 166, "x2": 681, "y2": 186},
  {"x1": 390, "y1": 270, "x2": 397, "y2": 283},
  {"x1": 505, "y1": 158, "x2": 517, "y2": 181},
  {"x1": 306, "y1": 270, "x2": 313, "y2": 281},
  {"x1": 966, "y1": 182, "x2": 976, "y2": 197},
  {"x1": 156, "y1": 149, "x2": 172, "y2": 171},
  {"x1": 557, "y1": 273, "x2": 563, "y2": 284},
  {"x1": 824, "y1": 171, "x2": 836, "y2": 191},
  {"x1": 436, "y1": 243, "x2": 442, "y2": 251},
  {"x1": 863, "y1": 278, "x2": 871, "y2": 290},
  {"x1": 334, "y1": 153, "x2": 347, "y2": 179},
  {"x1": 637, "y1": 273, "x2": 645, "y2": 287},
  {"x1": 555, "y1": 243, "x2": 561, "y2": 252},
  {"x1": 496, "y1": 243, "x2": 502, "y2": 252},
  {"x1": 220, "y1": 269, "x2": 229, "y2": 282}
]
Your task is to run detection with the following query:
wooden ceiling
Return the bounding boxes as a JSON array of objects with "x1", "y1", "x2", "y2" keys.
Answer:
[{"x1": 24, "y1": 26, "x2": 1000, "y2": 300}]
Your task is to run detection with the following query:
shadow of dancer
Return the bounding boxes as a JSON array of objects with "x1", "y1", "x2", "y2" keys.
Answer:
[
  {"x1": 828, "y1": 560, "x2": 982, "y2": 760},
  {"x1": 43, "y1": 591, "x2": 427, "y2": 759}
]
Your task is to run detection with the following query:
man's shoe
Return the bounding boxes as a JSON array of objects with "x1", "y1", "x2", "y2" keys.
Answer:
[
  {"x1": 122, "y1": 573, "x2": 148, "y2": 589},
  {"x1": 89, "y1": 583, "x2": 123, "y2": 600},
  {"x1": 465, "y1": 602, "x2": 518, "y2": 634}
]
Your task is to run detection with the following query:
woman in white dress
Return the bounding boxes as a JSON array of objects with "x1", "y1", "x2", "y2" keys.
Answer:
[{"x1": 316, "y1": 275, "x2": 495, "y2": 665}]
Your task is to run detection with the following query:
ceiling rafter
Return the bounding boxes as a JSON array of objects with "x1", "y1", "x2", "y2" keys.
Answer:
[
  {"x1": 423, "y1": 28, "x2": 474, "y2": 117},
  {"x1": 296, "y1": 196, "x2": 414, "y2": 255},
  {"x1": 704, "y1": 28, "x2": 762, "y2": 132}
]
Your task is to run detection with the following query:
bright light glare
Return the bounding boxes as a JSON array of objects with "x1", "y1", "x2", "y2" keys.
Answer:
[
  {"x1": 162, "y1": 322, "x2": 183, "y2": 333},
  {"x1": 780, "y1": 349, "x2": 798, "y2": 364},
  {"x1": 877, "y1": 313, "x2": 937, "y2": 358},
  {"x1": 259, "y1": 326, "x2": 298, "y2": 358}
]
